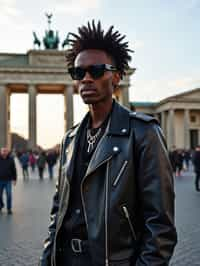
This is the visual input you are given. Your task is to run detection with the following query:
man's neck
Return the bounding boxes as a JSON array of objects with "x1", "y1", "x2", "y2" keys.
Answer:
[{"x1": 89, "y1": 99, "x2": 113, "y2": 128}]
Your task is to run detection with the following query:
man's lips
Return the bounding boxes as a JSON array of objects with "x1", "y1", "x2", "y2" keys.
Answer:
[{"x1": 80, "y1": 87, "x2": 97, "y2": 95}]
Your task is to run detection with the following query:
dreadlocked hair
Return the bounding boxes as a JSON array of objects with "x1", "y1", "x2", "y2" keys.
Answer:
[{"x1": 66, "y1": 20, "x2": 133, "y2": 77}]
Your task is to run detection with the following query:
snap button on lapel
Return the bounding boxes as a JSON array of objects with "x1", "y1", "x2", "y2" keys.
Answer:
[
  {"x1": 121, "y1": 128, "x2": 127, "y2": 133},
  {"x1": 113, "y1": 146, "x2": 119, "y2": 152}
]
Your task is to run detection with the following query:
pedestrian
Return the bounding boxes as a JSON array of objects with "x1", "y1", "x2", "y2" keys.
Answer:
[
  {"x1": 169, "y1": 146, "x2": 177, "y2": 176},
  {"x1": 173, "y1": 149, "x2": 183, "y2": 177},
  {"x1": 29, "y1": 150, "x2": 36, "y2": 172},
  {"x1": 46, "y1": 150, "x2": 57, "y2": 179},
  {"x1": 0, "y1": 147, "x2": 17, "y2": 214},
  {"x1": 183, "y1": 149, "x2": 191, "y2": 171},
  {"x1": 19, "y1": 151, "x2": 29, "y2": 179},
  {"x1": 37, "y1": 151, "x2": 46, "y2": 180},
  {"x1": 192, "y1": 145, "x2": 200, "y2": 191},
  {"x1": 39, "y1": 20, "x2": 177, "y2": 266}
]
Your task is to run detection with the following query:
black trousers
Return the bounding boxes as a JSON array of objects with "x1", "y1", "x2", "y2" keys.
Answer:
[{"x1": 61, "y1": 247, "x2": 93, "y2": 266}]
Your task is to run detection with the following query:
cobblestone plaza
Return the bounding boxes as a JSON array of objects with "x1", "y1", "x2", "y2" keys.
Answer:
[{"x1": 0, "y1": 160, "x2": 199, "y2": 265}]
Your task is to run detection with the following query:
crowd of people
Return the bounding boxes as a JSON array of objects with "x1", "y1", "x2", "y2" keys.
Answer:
[
  {"x1": 16, "y1": 149, "x2": 59, "y2": 180},
  {"x1": 169, "y1": 146, "x2": 200, "y2": 191},
  {"x1": 0, "y1": 147, "x2": 59, "y2": 215},
  {"x1": 169, "y1": 147, "x2": 192, "y2": 176}
]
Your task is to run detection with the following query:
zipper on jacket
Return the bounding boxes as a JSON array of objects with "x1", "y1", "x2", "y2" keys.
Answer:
[
  {"x1": 80, "y1": 154, "x2": 113, "y2": 232},
  {"x1": 122, "y1": 206, "x2": 136, "y2": 241},
  {"x1": 105, "y1": 160, "x2": 110, "y2": 266},
  {"x1": 113, "y1": 160, "x2": 128, "y2": 186}
]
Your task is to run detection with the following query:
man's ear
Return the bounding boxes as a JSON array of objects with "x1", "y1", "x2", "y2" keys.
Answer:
[{"x1": 112, "y1": 72, "x2": 121, "y2": 87}]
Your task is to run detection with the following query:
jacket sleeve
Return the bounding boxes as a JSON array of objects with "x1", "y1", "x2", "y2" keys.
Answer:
[
  {"x1": 39, "y1": 138, "x2": 66, "y2": 266},
  {"x1": 134, "y1": 122, "x2": 177, "y2": 266}
]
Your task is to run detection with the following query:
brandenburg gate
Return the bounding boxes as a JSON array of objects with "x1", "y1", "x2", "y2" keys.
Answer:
[
  {"x1": 0, "y1": 50, "x2": 134, "y2": 150},
  {"x1": 0, "y1": 15, "x2": 134, "y2": 150}
]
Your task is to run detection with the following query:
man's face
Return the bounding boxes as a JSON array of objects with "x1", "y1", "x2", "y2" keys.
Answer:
[
  {"x1": 74, "y1": 49, "x2": 120, "y2": 105},
  {"x1": 0, "y1": 148, "x2": 9, "y2": 158}
]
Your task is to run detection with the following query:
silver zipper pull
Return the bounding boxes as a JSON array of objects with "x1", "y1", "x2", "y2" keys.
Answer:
[{"x1": 122, "y1": 206, "x2": 137, "y2": 240}]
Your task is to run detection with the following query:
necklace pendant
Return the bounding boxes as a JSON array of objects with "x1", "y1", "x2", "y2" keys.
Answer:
[
  {"x1": 87, "y1": 142, "x2": 93, "y2": 153},
  {"x1": 86, "y1": 127, "x2": 102, "y2": 153}
]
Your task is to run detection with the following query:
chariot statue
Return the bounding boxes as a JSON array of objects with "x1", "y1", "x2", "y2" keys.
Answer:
[{"x1": 33, "y1": 13, "x2": 70, "y2": 50}]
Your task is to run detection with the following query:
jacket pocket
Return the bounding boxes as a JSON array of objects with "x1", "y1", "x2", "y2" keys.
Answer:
[
  {"x1": 113, "y1": 160, "x2": 128, "y2": 186},
  {"x1": 122, "y1": 206, "x2": 136, "y2": 241}
]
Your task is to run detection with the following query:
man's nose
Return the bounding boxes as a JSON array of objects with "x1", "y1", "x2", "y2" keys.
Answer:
[{"x1": 82, "y1": 71, "x2": 93, "y2": 82}]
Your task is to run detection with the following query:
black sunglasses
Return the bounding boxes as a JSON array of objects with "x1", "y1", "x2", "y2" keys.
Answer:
[{"x1": 68, "y1": 64, "x2": 117, "y2": 80}]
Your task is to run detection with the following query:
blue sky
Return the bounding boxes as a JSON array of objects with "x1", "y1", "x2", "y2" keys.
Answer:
[{"x1": 1, "y1": 0, "x2": 200, "y2": 147}]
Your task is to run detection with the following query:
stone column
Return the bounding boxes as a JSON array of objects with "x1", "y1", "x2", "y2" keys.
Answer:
[
  {"x1": 168, "y1": 109, "x2": 175, "y2": 149},
  {"x1": 0, "y1": 85, "x2": 9, "y2": 148},
  {"x1": 28, "y1": 85, "x2": 37, "y2": 149},
  {"x1": 116, "y1": 85, "x2": 130, "y2": 109},
  {"x1": 64, "y1": 85, "x2": 74, "y2": 132},
  {"x1": 184, "y1": 109, "x2": 190, "y2": 149}
]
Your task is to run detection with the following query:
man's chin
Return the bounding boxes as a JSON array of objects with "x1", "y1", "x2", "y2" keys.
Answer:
[{"x1": 81, "y1": 97, "x2": 97, "y2": 105}]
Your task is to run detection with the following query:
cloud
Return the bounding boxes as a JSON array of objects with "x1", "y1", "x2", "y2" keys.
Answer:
[
  {"x1": 53, "y1": 0, "x2": 101, "y2": 15},
  {"x1": 184, "y1": 0, "x2": 200, "y2": 9},
  {"x1": 130, "y1": 40, "x2": 144, "y2": 50},
  {"x1": 175, "y1": 0, "x2": 200, "y2": 11},
  {"x1": 130, "y1": 74, "x2": 200, "y2": 102},
  {"x1": 0, "y1": 0, "x2": 21, "y2": 25},
  {"x1": 168, "y1": 77, "x2": 200, "y2": 89}
]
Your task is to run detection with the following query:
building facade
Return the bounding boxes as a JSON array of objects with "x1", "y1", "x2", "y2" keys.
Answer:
[{"x1": 131, "y1": 88, "x2": 200, "y2": 150}]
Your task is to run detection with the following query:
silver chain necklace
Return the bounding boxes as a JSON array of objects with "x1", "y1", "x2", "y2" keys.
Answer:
[{"x1": 86, "y1": 127, "x2": 102, "y2": 153}]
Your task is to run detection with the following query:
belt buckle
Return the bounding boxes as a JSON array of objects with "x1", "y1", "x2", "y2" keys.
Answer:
[{"x1": 71, "y1": 238, "x2": 82, "y2": 253}]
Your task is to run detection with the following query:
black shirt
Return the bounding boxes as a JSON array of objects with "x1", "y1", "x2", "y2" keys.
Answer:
[{"x1": 63, "y1": 109, "x2": 111, "y2": 240}]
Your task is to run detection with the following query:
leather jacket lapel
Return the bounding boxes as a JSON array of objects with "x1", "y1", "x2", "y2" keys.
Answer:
[
  {"x1": 85, "y1": 102, "x2": 130, "y2": 177},
  {"x1": 66, "y1": 101, "x2": 130, "y2": 180},
  {"x1": 85, "y1": 133, "x2": 121, "y2": 178}
]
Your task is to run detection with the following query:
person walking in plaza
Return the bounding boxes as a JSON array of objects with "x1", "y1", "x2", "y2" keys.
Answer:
[
  {"x1": 39, "y1": 20, "x2": 177, "y2": 266},
  {"x1": 192, "y1": 145, "x2": 200, "y2": 191},
  {"x1": 19, "y1": 151, "x2": 29, "y2": 179},
  {"x1": 29, "y1": 150, "x2": 37, "y2": 173},
  {"x1": 37, "y1": 151, "x2": 47, "y2": 180},
  {"x1": 0, "y1": 147, "x2": 17, "y2": 214},
  {"x1": 46, "y1": 150, "x2": 57, "y2": 179}
]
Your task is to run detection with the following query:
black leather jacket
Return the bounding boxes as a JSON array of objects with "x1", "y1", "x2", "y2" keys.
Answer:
[{"x1": 39, "y1": 101, "x2": 177, "y2": 266}]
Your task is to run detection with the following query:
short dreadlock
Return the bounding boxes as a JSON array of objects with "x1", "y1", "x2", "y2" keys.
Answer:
[{"x1": 66, "y1": 20, "x2": 133, "y2": 78}]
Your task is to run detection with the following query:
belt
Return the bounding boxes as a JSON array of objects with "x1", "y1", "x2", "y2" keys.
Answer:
[{"x1": 69, "y1": 238, "x2": 89, "y2": 253}]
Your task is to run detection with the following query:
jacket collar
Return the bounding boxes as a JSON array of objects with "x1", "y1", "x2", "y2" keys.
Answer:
[
  {"x1": 68, "y1": 100, "x2": 130, "y2": 138},
  {"x1": 107, "y1": 100, "x2": 130, "y2": 136},
  {"x1": 65, "y1": 100, "x2": 131, "y2": 180}
]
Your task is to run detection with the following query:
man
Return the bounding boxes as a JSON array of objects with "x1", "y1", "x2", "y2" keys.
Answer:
[
  {"x1": 0, "y1": 147, "x2": 17, "y2": 214},
  {"x1": 192, "y1": 145, "x2": 200, "y2": 191},
  {"x1": 40, "y1": 21, "x2": 177, "y2": 266},
  {"x1": 46, "y1": 150, "x2": 58, "y2": 179},
  {"x1": 19, "y1": 151, "x2": 29, "y2": 179},
  {"x1": 37, "y1": 151, "x2": 47, "y2": 180}
]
